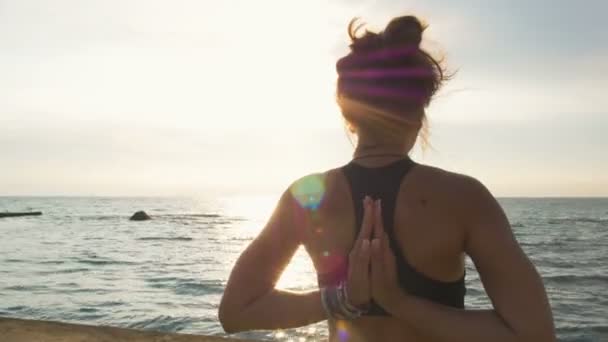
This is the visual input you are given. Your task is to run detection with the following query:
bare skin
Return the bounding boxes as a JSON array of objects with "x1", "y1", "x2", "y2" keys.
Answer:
[{"x1": 219, "y1": 140, "x2": 556, "y2": 341}]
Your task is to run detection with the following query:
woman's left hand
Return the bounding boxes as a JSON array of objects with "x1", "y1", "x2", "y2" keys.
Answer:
[{"x1": 370, "y1": 200, "x2": 406, "y2": 314}]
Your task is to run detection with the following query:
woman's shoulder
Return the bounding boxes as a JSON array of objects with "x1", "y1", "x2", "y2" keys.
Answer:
[
  {"x1": 410, "y1": 162, "x2": 494, "y2": 208},
  {"x1": 288, "y1": 167, "x2": 345, "y2": 190},
  {"x1": 414, "y1": 162, "x2": 483, "y2": 185}
]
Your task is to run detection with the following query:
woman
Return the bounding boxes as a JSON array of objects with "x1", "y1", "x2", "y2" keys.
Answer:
[{"x1": 219, "y1": 15, "x2": 556, "y2": 342}]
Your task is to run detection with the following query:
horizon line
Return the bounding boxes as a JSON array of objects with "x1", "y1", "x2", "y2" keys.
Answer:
[{"x1": 1, "y1": 195, "x2": 608, "y2": 199}]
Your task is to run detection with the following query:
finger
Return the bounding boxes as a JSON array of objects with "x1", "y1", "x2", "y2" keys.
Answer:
[
  {"x1": 351, "y1": 236, "x2": 371, "y2": 268},
  {"x1": 350, "y1": 197, "x2": 371, "y2": 263},
  {"x1": 349, "y1": 239, "x2": 372, "y2": 303},
  {"x1": 358, "y1": 238, "x2": 371, "y2": 267},
  {"x1": 382, "y1": 233, "x2": 395, "y2": 269},
  {"x1": 373, "y1": 199, "x2": 384, "y2": 239},
  {"x1": 370, "y1": 237, "x2": 384, "y2": 299},
  {"x1": 371, "y1": 238, "x2": 383, "y2": 277},
  {"x1": 348, "y1": 246, "x2": 358, "y2": 265},
  {"x1": 357, "y1": 196, "x2": 374, "y2": 242}
]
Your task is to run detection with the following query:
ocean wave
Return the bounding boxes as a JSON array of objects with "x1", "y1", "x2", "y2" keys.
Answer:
[
  {"x1": 58, "y1": 287, "x2": 114, "y2": 294},
  {"x1": 173, "y1": 280, "x2": 225, "y2": 296},
  {"x1": 158, "y1": 262, "x2": 195, "y2": 267},
  {"x1": 136, "y1": 236, "x2": 193, "y2": 241},
  {"x1": 557, "y1": 324, "x2": 608, "y2": 335},
  {"x1": 127, "y1": 315, "x2": 199, "y2": 332},
  {"x1": 61, "y1": 311, "x2": 107, "y2": 321},
  {"x1": 5, "y1": 305, "x2": 27, "y2": 311},
  {"x1": 206, "y1": 236, "x2": 252, "y2": 242},
  {"x1": 207, "y1": 220, "x2": 234, "y2": 225},
  {"x1": 4, "y1": 259, "x2": 25, "y2": 263},
  {"x1": 547, "y1": 217, "x2": 608, "y2": 225},
  {"x1": 58, "y1": 213, "x2": 238, "y2": 222},
  {"x1": 49, "y1": 267, "x2": 91, "y2": 274},
  {"x1": 57, "y1": 282, "x2": 79, "y2": 287},
  {"x1": 519, "y1": 240, "x2": 567, "y2": 248},
  {"x1": 464, "y1": 287, "x2": 486, "y2": 297},
  {"x1": 145, "y1": 276, "x2": 224, "y2": 295},
  {"x1": 4, "y1": 305, "x2": 41, "y2": 315},
  {"x1": 146, "y1": 276, "x2": 181, "y2": 283},
  {"x1": 78, "y1": 215, "x2": 122, "y2": 221},
  {"x1": 4, "y1": 284, "x2": 47, "y2": 292},
  {"x1": 544, "y1": 274, "x2": 608, "y2": 286},
  {"x1": 162, "y1": 213, "x2": 222, "y2": 218},
  {"x1": 160, "y1": 213, "x2": 247, "y2": 222},
  {"x1": 39, "y1": 260, "x2": 65, "y2": 265},
  {"x1": 97, "y1": 300, "x2": 126, "y2": 307},
  {"x1": 75, "y1": 258, "x2": 138, "y2": 266}
]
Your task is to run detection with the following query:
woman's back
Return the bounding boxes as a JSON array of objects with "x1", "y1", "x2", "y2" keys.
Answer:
[{"x1": 300, "y1": 157, "x2": 469, "y2": 341}]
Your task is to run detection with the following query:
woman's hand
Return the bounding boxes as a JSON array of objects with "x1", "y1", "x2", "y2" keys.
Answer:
[
  {"x1": 346, "y1": 196, "x2": 374, "y2": 308},
  {"x1": 370, "y1": 200, "x2": 405, "y2": 314}
]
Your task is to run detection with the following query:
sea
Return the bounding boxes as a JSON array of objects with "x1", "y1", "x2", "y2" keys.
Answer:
[{"x1": 0, "y1": 196, "x2": 607, "y2": 341}]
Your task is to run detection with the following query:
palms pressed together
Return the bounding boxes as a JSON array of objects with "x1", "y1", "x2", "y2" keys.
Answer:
[{"x1": 346, "y1": 196, "x2": 404, "y2": 314}]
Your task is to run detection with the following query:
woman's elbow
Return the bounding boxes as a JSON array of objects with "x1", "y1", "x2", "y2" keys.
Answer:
[
  {"x1": 219, "y1": 319, "x2": 241, "y2": 334},
  {"x1": 218, "y1": 303, "x2": 247, "y2": 334},
  {"x1": 218, "y1": 308, "x2": 237, "y2": 333},
  {"x1": 516, "y1": 328, "x2": 556, "y2": 342}
]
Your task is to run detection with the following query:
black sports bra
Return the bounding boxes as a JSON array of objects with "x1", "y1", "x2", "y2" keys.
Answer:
[{"x1": 317, "y1": 157, "x2": 466, "y2": 316}]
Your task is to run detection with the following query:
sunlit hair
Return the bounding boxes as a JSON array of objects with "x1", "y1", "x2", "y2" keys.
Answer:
[{"x1": 336, "y1": 16, "x2": 451, "y2": 149}]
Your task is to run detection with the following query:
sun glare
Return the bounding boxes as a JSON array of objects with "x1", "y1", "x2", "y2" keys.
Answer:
[
  {"x1": 220, "y1": 194, "x2": 277, "y2": 230},
  {"x1": 187, "y1": 0, "x2": 343, "y2": 133},
  {"x1": 219, "y1": 192, "x2": 318, "y2": 290}
]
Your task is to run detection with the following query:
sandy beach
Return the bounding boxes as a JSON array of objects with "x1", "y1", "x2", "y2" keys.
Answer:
[{"x1": 0, "y1": 317, "x2": 251, "y2": 342}]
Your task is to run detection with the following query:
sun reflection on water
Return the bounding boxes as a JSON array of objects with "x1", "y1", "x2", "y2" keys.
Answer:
[
  {"x1": 219, "y1": 193, "x2": 318, "y2": 290},
  {"x1": 219, "y1": 193, "x2": 278, "y2": 233},
  {"x1": 276, "y1": 246, "x2": 317, "y2": 290}
]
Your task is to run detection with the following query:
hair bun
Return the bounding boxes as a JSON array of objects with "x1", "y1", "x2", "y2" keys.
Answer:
[{"x1": 383, "y1": 16, "x2": 425, "y2": 47}]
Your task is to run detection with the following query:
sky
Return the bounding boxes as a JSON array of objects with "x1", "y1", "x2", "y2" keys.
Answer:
[{"x1": 1, "y1": 0, "x2": 607, "y2": 197}]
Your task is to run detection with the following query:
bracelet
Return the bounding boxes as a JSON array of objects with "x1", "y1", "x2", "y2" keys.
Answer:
[
  {"x1": 321, "y1": 280, "x2": 366, "y2": 320},
  {"x1": 338, "y1": 281, "x2": 365, "y2": 315}
]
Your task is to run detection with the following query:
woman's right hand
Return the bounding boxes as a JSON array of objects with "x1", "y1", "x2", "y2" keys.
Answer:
[{"x1": 346, "y1": 196, "x2": 374, "y2": 308}]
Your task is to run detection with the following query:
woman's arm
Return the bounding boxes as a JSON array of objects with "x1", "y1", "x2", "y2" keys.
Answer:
[
  {"x1": 375, "y1": 177, "x2": 556, "y2": 342},
  {"x1": 218, "y1": 188, "x2": 326, "y2": 333}
]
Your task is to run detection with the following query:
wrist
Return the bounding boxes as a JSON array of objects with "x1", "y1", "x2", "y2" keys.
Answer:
[
  {"x1": 321, "y1": 282, "x2": 366, "y2": 320},
  {"x1": 345, "y1": 281, "x2": 368, "y2": 308}
]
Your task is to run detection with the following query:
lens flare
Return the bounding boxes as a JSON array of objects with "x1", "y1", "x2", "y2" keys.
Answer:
[
  {"x1": 336, "y1": 320, "x2": 350, "y2": 341},
  {"x1": 337, "y1": 46, "x2": 417, "y2": 69},
  {"x1": 341, "y1": 82, "x2": 426, "y2": 101},
  {"x1": 317, "y1": 251, "x2": 348, "y2": 286},
  {"x1": 290, "y1": 174, "x2": 326, "y2": 211},
  {"x1": 339, "y1": 67, "x2": 434, "y2": 79}
]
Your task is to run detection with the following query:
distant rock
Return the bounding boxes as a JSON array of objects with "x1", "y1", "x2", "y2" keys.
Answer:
[
  {"x1": 0, "y1": 212, "x2": 42, "y2": 218},
  {"x1": 129, "y1": 211, "x2": 151, "y2": 221}
]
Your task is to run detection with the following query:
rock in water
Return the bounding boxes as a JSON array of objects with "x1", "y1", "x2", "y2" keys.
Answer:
[
  {"x1": 130, "y1": 211, "x2": 151, "y2": 221},
  {"x1": 0, "y1": 212, "x2": 42, "y2": 218}
]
